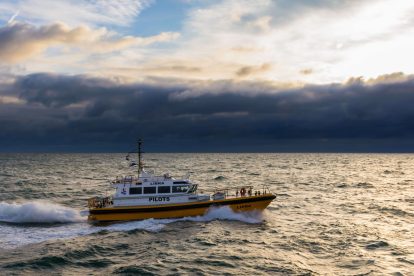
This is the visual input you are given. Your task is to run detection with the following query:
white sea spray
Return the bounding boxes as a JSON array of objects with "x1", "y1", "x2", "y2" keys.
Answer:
[{"x1": 0, "y1": 201, "x2": 85, "y2": 223}]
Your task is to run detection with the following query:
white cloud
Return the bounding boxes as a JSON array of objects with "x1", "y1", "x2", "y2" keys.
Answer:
[
  {"x1": 0, "y1": 0, "x2": 152, "y2": 27},
  {"x1": 141, "y1": 0, "x2": 414, "y2": 83},
  {"x1": 2, "y1": 0, "x2": 414, "y2": 84}
]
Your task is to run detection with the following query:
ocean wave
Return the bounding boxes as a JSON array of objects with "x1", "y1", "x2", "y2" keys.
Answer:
[
  {"x1": 0, "y1": 201, "x2": 86, "y2": 223},
  {"x1": 365, "y1": 240, "x2": 389, "y2": 250},
  {"x1": 354, "y1": 182, "x2": 374, "y2": 188}
]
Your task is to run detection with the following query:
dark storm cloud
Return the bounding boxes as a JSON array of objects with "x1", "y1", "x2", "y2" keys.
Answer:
[{"x1": 1, "y1": 72, "x2": 414, "y2": 151}]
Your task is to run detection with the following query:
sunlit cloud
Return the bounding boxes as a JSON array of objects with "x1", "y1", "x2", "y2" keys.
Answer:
[
  {"x1": 113, "y1": 0, "x2": 412, "y2": 83},
  {"x1": 236, "y1": 63, "x2": 272, "y2": 78},
  {"x1": 1, "y1": 0, "x2": 414, "y2": 84},
  {"x1": 0, "y1": 21, "x2": 179, "y2": 64}
]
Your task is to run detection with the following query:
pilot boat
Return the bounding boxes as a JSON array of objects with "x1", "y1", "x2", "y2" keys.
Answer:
[{"x1": 87, "y1": 140, "x2": 276, "y2": 222}]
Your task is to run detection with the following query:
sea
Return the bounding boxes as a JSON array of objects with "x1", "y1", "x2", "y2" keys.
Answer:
[{"x1": 0, "y1": 153, "x2": 413, "y2": 275}]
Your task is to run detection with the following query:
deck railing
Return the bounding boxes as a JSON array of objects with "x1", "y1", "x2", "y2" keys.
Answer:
[
  {"x1": 211, "y1": 184, "x2": 273, "y2": 200},
  {"x1": 88, "y1": 196, "x2": 113, "y2": 208}
]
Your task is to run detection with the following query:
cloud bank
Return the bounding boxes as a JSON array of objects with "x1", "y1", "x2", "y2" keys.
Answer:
[{"x1": 1, "y1": 72, "x2": 414, "y2": 151}]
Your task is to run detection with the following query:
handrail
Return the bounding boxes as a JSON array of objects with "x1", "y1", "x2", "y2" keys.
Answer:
[
  {"x1": 88, "y1": 196, "x2": 113, "y2": 208},
  {"x1": 209, "y1": 185, "x2": 273, "y2": 199}
]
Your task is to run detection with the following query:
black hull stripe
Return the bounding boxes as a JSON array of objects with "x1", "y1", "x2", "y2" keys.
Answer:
[{"x1": 89, "y1": 195, "x2": 276, "y2": 214}]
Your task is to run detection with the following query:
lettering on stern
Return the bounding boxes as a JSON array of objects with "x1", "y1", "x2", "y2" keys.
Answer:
[{"x1": 236, "y1": 204, "x2": 252, "y2": 209}]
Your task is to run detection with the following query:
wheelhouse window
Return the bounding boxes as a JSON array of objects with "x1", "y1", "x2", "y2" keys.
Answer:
[
  {"x1": 144, "y1": 187, "x2": 156, "y2": 194},
  {"x1": 158, "y1": 186, "x2": 171, "y2": 193},
  {"x1": 188, "y1": 184, "x2": 197, "y2": 193},
  {"x1": 172, "y1": 186, "x2": 189, "y2": 193},
  {"x1": 129, "y1": 187, "x2": 142, "y2": 195},
  {"x1": 173, "y1": 181, "x2": 188, "y2": 184}
]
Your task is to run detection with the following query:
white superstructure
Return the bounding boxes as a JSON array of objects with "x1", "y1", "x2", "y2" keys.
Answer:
[{"x1": 109, "y1": 170, "x2": 210, "y2": 207}]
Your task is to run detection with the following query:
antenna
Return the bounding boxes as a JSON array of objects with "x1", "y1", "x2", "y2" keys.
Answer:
[{"x1": 137, "y1": 138, "x2": 143, "y2": 175}]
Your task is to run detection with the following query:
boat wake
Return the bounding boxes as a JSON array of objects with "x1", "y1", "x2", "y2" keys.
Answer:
[
  {"x1": 184, "y1": 206, "x2": 265, "y2": 224},
  {"x1": 0, "y1": 202, "x2": 265, "y2": 249}
]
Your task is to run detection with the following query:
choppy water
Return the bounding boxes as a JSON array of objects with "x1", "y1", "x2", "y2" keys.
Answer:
[{"x1": 0, "y1": 153, "x2": 413, "y2": 275}]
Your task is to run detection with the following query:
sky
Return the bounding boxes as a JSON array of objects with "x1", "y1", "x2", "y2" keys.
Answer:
[{"x1": 1, "y1": 0, "x2": 414, "y2": 152}]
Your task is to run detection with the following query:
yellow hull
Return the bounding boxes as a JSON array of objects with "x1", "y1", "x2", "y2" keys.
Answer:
[{"x1": 88, "y1": 194, "x2": 276, "y2": 222}]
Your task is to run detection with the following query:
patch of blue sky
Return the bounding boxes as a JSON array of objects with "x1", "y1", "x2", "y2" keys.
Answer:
[
  {"x1": 124, "y1": 0, "x2": 220, "y2": 36},
  {"x1": 127, "y1": 0, "x2": 190, "y2": 36}
]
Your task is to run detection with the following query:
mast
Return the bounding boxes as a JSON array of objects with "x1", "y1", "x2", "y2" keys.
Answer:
[{"x1": 137, "y1": 138, "x2": 143, "y2": 175}]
